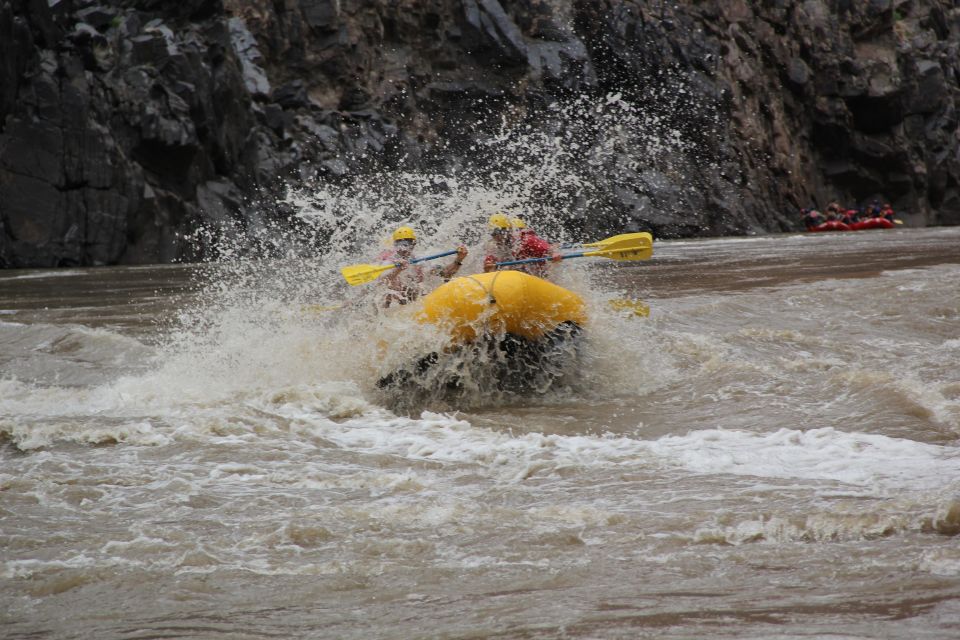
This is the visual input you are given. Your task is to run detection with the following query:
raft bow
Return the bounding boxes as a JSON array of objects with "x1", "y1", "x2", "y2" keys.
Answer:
[{"x1": 376, "y1": 271, "x2": 586, "y2": 394}]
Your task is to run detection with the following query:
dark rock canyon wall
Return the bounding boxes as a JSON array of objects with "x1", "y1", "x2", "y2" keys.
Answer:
[{"x1": 1, "y1": 0, "x2": 958, "y2": 267}]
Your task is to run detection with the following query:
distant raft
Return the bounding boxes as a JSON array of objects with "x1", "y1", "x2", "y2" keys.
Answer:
[
  {"x1": 808, "y1": 220, "x2": 851, "y2": 232},
  {"x1": 808, "y1": 218, "x2": 896, "y2": 232},
  {"x1": 849, "y1": 218, "x2": 895, "y2": 230},
  {"x1": 376, "y1": 271, "x2": 587, "y2": 397}
]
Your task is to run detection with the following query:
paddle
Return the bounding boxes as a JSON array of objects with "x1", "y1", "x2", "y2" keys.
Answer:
[
  {"x1": 561, "y1": 232, "x2": 653, "y2": 250},
  {"x1": 341, "y1": 250, "x2": 459, "y2": 286},
  {"x1": 496, "y1": 235, "x2": 653, "y2": 268},
  {"x1": 609, "y1": 298, "x2": 650, "y2": 317}
]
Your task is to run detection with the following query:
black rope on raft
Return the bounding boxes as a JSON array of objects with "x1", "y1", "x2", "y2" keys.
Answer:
[{"x1": 465, "y1": 274, "x2": 498, "y2": 306}]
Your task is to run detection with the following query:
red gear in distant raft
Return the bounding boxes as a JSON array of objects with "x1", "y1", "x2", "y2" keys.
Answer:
[
  {"x1": 801, "y1": 208, "x2": 823, "y2": 230},
  {"x1": 808, "y1": 202, "x2": 851, "y2": 231},
  {"x1": 849, "y1": 202, "x2": 896, "y2": 230},
  {"x1": 808, "y1": 220, "x2": 852, "y2": 232},
  {"x1": 842, "y1": 208, "x2": 861, "y2": 225},
  {"x1": 849, "y1": 217, "x2": 895, "y2": 230}
]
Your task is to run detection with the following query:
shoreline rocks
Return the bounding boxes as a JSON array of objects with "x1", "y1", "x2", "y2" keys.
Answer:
[{"x1": 1, "y1": 0, "x2": 958, "y2": 267}]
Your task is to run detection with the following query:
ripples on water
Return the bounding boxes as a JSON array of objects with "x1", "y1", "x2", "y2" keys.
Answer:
[
  {"x1": 1, "y1": 91, "x2": 960, "y2": 637},
  {"x1": 2, "y1": 227, "x2": 959, "y2": 639}
]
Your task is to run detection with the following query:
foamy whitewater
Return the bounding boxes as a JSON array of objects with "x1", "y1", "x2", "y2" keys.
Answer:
[{"x1": 2, "y1": 93, "x2": 959, "y2": 638}]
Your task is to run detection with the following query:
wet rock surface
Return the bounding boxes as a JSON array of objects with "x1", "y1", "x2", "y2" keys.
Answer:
[{"x1": 1, "y1": 0, "x2": 958, "y2": 266}]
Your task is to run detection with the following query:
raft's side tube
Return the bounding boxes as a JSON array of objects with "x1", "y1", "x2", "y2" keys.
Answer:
[
  {"x1": 808, "y1": 221, "x2": 852, "y2": 232},
  {"x1": 417, "y1": 270, "x2": 586, "y2": 342},
  {"x1": 849, "y1": 218, "x2": 895, "y2": 230}
]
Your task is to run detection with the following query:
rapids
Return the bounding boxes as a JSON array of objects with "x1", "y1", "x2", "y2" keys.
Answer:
[{"x1": 2, "y1": 227, "x2": 959, "y2": 639}]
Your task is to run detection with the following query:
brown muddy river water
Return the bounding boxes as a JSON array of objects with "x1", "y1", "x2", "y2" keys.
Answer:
[{"x1": 2, "y1": 227, "x2": 959, "y2": 639}]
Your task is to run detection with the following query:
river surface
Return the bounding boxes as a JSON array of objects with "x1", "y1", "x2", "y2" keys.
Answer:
[{"x1": 2, "y1": 227, "x2": 960, "y2": 639}]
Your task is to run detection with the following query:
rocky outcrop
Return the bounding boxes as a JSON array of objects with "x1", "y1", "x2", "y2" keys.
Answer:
[
  {"x1": 1, "y1": 0, "x2": 958, "y2": 266},
  {"x1": 573, "y1": 0, "x2": 960, "y2": 232}
]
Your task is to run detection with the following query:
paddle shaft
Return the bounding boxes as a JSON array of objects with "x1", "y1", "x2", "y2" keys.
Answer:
[
  {"x1": 377, "y1": 249, "x2": 460, "y2": 275},
  {"x1": 560, "y1": 232, "x2": 653, "y2": 250},
  {"x1": 497, "y1": 252, "x2": 587, "y2": 267},
  {"x1": 341, "y1": 249, "x2": 461, "y2": 286},
  {"x1": 408, "y1": 249, "x2": 459, "y2": 265},
  {"x1": 496, "y1": 237, "x2": 651, "y2": 268}
]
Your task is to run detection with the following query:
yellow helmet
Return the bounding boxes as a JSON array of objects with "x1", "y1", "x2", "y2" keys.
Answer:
[
  {"x1": 488, "y1": 213, "x2": 511, "y2": 229},
  {"x1": 392, "y1": 226, "x2": 416, "y2": 242},
  {"x1": 510, "y1": 217, "x2": 526, "y2": 229}
]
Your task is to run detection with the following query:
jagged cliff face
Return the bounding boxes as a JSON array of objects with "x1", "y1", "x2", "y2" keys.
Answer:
[{"x1": 1, "y1": 0, "x2": 958, "y2": 267}]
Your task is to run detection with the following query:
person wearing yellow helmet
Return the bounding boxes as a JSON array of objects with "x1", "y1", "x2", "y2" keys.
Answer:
[
  {"x1": 392, "y1": 226, "x2": 417, "y2": 242},
  {"x1": 484, "y1": 213, "x2": 560, "y2": 277},
  {"x1": 482, "y1": 212, "x2": 515, "y2": 272},
  {"x1": 514, "y1": 217, "x2": 561, "y2": 278},
  {"x1": 509, "y1": 217, "x2": 526, "y2": 247},
  {"x1": 488, "y1": 212, "x2": 511, "y2": 230},
  {"x1": 380, "y1": 225, "x2": 468, "y2": 307}
]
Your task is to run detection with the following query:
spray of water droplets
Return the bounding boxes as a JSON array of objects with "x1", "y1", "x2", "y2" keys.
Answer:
[{"x1": 155, "y1": 87, "x2": 722, "y2": 410}]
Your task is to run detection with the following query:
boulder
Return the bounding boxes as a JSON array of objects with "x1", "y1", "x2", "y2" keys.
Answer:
[
  {"x1": 3, "y1": 0, "x2": 960, "y2": 267},
  {"x1": 273, "y1": 80, "x2": 310, "y2": 109},
  {"x1": 228, "y1": 16, "x2": 271, "y2": 98},
  {"x1": 299, "y1": 0, "x2": 339, "y2": 31},
  {"x1": 76, "y1": 5, "x2": 118, "y2": 30},
  {"x1": 462, "y1": 0, "x2": 529, "y2": 65}
]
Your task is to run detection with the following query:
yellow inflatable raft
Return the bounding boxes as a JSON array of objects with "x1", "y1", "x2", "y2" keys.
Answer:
[
  {"x1": 377, "y1": 271, "x2": 585, "y2": 396},
  {"x1": 417, "y1": 270, "x2": 587, "y2": 342}
]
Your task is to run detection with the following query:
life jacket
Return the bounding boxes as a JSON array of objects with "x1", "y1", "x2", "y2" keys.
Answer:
[
  {"x1": 377, "y1": 248, "x2": 425, "y2": 306},
  {"x1": 483, "y1": 237, "x2": 516, "y2": 271},
  {"x1": 512, "y1": 230, "x2": 554, "y2": 277}
]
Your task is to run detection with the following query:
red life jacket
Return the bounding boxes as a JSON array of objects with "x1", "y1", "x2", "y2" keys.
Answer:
[{"x1": 514, "y1": 230, "x2": 551, "y2": 259}]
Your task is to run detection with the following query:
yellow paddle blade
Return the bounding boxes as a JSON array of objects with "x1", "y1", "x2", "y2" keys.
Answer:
[
  {"x1": 340, "y1": 263, "x2": 396, "y2": 286},
  {"x1": 894, "y1": 219, "x2": 904, "y2": 225},
  {"x1": 608, "y1": 298, "x2": 649, "y2": 317},
  {"x1": 582, "y1": 231, "x2": 653, "y2": 248},
  {"x1": 583, "y1": 238, "x2": 653, "y2": 261}
]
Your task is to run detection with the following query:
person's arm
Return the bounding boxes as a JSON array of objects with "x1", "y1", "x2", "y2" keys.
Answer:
[
  {"x1": 438, "y1": 246, "x2": 468, "y2": 279},
  {"x1": 380, "y1": 259, "x2": 409, "y2": 293}
]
